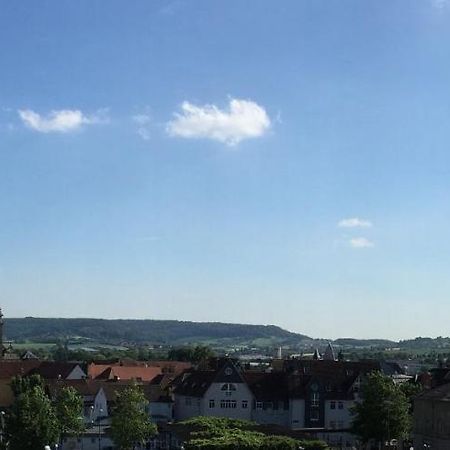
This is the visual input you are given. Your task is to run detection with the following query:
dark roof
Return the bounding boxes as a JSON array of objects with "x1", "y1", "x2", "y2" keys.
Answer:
[
  {"x1": 0, "y1": 360, "x2": 41, "y2": 379},
  {"x1": 415, "y1": 383, "x2": 450, "y2": 402},
  {"x1": 172, "y1": 370, "x2": 217, "y2": 397},
  {"x1": 244, "y1": 372, "x2": 291, "y2": 401},
  {"x1": 46, "y1": 378, "x2": 156, "y2": 402},
  {"x1": 29, "y1": 361, "x2": 84, "y2": 379}
]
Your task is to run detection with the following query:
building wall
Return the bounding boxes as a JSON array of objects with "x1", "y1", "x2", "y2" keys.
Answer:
[
  {"x1": 67, "y1": 365, "x2": 87, "y2": 380},
  {"x1": 414, "y1": 398, "x2": 450, "y2": 450},
  {"x1": 174, "y1": 394, "x2": 202, "y2": 421},
  {"x1": 150, "y1": 401, "x2": 173, "y2": 423},
  {"x1": 202, "y1": 381, "x2": 253, "y2": 421},
  {"x1": 252, "y1": 400, "x2": 289, "y2": 426},
  {"x1": 324, "y1": 399, "x2": 354, "y2": 430},
  {"x1": 289, "y1": 398, "x2": 305, "y2": 429}
]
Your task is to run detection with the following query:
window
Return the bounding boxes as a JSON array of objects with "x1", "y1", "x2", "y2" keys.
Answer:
[
  {"x1": 311, "y1": 392, "x2": 320, "y2": 407},
  {"x1": 256, "y1": 401, "x2": 263, "y2": 409},
  {"x1": 310, "y1": 408, "x2": 319, "y2": 421},
  {"x1": 185, "y1": 397, "x2": 191, "y2": 406},
  {"x1": 330, "y1": 401, "x2": 336, "y2": 410},
  {"x1": 220, "y1": 399, "x2": 236, "y2": 409},
  {"x1": 209, "y1": 399, "x2": 215, "y2": 408},
  {"x1": 221, "y1": 383, "x2": 236, "y2": 397},
  {"x1": 242, "y1": 400, "x2": 248, "y2": 409},
  {"x1": 338, "y1": 401, "x2": 344, "y2": 410}
]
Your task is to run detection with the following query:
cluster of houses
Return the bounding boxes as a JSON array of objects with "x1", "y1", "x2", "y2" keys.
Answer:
[{"x1": 0, "y1": 342, "x2": 409, "y2": 450}]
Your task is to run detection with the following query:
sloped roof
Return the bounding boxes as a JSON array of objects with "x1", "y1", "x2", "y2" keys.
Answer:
[
  {"x1": 94, "y1": 365, "x2": 161, "y2": 382},
  {"x1": 244, "y1": 372, "x2": 291, "y2": 401},
  {"x1": 0, "y1": 360, "x2": 41, "y2": 379},
  {"x1": 415, "y1": 382, "x2": 450, "y2": 402},
  {"x1": 46, "y1": 378, "x2": 155, "y2": 402},
  {"x1": 29, "y1": 361, "x2": 85, "y2": 379},
  {"x1": 172, "y1": 370, "x2": 217, "y2": 397}
]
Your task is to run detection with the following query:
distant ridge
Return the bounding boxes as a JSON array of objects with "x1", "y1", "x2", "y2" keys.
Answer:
[
  {"x1": 3, "y1": 317, "x2": 312, "y2": 346},
  {"x1": 4, "y1": 318, "x2": 444, "y2": 350}
]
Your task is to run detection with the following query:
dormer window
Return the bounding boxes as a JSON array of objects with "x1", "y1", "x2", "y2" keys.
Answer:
[
  {"x1": 221, "y1": 383, "x2": 236, "y2": 397},
  {"x1": 311, "y1": 392, "x2": 320, "y2": 407}
]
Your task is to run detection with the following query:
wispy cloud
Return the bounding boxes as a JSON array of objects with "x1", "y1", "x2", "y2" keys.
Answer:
[
  {"x1": 166, "y1": 98, "x2": 271, "y2": 146},
  {"x1": 432, "y1": 0, "x2": 450, "y2": 9},
  {"x1": 18, "y1": 108, "x2": 108, "y2": 133},
  {"x1": 350, "y1": 237, "x2": 374, "y2": 249},
  {"x1": 338, "y1": 217, "x2": 373, "y2": 228},
  {"x1": 132, "y1": 113, "x2": 152, "y2": 140}
]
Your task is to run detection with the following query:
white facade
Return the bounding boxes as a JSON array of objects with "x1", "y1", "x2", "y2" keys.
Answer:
[
  {"x1": 324, "y1": 399, "x2": 354, "y2": 430},
  {"x1": 202, "y1": 381, "x2": 253, "y2": 421},
  {"x1": 66, "y1": 365, "x2": 87, "y2": 380},
  {"x1": 289, "y1": 399, "x2": 306, "y2": 430}
]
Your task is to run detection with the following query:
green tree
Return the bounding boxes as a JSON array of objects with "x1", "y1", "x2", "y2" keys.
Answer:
[
  {"x1": 181, "y1": 417, "x2": 328, "y2": 450},
  {"x1": 351, "y1": 372, "x2": 410, "y2": 448},
  {"x1": 7, "y1": 385, "x2": 59, "y2": 450},
  {"x1": 10, "y1": 374, "x2": 44, "y2": 397},
  {"x1": 168, "y1": 345, "x2": 215, "y2": 363},
  {"x1": 55, "y1": 386, "x2": 85, "y2": 437},
  {"x1": 111, "y1": 383, "x2": 157, "y2": 449}
]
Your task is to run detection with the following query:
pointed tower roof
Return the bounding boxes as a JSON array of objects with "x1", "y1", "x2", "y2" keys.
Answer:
[{"x1": 323, "y1": 342, "x2": 337, "y2": 361}]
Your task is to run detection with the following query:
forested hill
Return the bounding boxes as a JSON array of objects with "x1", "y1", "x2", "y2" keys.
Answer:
[{"x1": 3, "y1": 317, "x2": 312, "y2": 346}]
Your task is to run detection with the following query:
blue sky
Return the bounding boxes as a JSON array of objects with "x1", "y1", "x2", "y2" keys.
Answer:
[{"x1": 1, "y1": 0, "x2": 450, "y2": 340}]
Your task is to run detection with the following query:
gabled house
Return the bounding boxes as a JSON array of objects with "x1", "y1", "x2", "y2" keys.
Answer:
[{"x1": 171, "y1": 358, "x2": 381, "y2": 449}]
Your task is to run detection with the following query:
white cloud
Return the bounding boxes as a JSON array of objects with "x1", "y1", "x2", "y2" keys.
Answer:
[
  {"x1": 166, "y1": 98, "x2": 271, "y2": 146},
  {"x1": 18, "y1": 108, "x2": 108, "y2": 133},
  {"x1": 132, "y1": 114, "x2": 152, "y2": 140},
  {"x1": 350, "y1": 237, "x2": 374, "y2": 249},
  {"x1": 338, "y1": 217, "x2": 373, "y2": 228},
  {"x1": 432, "y1": 0, "x2": 450, "y2": 9}
]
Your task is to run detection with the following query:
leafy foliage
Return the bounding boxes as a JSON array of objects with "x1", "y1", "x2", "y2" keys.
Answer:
[
  {"x1": 181, "y1": 417, "x2": 328, "y2": 450},
  {"x1": 351, "y1": 372, "x2": 411, "y2": 445},
  {"x1": 6, "y1": 375, "x2": 85, "y2": 449},
  {"x1": 55, "y1": 386, "x2": 85, "y2": 436},
  {"x1": 111, "y1": 383, "x2": 157, "y2": 449},
  {"x1": 7, "y1": 384, "x2": 59, "y2": 450},
  {"x1": 168, "y1": 345, "x2": 215, "y2": 362}
]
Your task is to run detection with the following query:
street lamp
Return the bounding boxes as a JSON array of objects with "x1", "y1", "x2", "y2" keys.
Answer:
[
  {"x1": 98, "y1": 407, "x2": 103, "y2": 450},
  {"x1": 0, "y1": 410, "x2": 5, "y2": 445}
]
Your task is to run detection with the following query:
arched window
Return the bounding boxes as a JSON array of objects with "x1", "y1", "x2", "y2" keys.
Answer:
[{"x1": 221, "y1": 383, "x2": 236, "y2": 396}]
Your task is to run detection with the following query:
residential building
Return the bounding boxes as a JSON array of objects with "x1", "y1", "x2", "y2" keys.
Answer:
[
  {"x1": 171, "y1": 358, "x2": 377, "y2": 448},
  {"x1": 414, "y1": 382, "x2": 450, "y2": 450}
]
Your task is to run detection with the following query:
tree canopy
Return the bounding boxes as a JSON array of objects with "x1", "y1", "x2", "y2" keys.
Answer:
[
  {"x1": 6, "y1": 375, "x2": 84, "y2": 450},
  {"x1": 181, "y1": 417, "x2": 328, "y2": 450},
  {"x1": 111, "y1": 383, "x2": 157, "y2": 449},
  {"x1": 351, "y1": 372, "x2": 411, "y2": 446},
  {"x1": 7, "y1": 383, "x2": 59, "y2": 450}
]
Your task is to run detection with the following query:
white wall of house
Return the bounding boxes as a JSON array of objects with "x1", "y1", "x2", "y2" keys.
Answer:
[
  {"x1": 289, "y1": 399, "x2": 305, "y2": 429},
  {"x1": 324, "y1": 400, "x2": 354, "y2": 430},
  {"x1": 202, "y1": 381, "x2": 253, "y2": 421},
  {"x1": 66, "y1": 365, "x2": 87, "y2": 380},
  {"x1": 89, "y1": 388, "x2": 108, "y2": 422}
]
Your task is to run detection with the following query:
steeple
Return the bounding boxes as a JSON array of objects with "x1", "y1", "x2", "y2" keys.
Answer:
[{"x1": 323, "y1": 341, "x2": 337, "y2": 361}]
